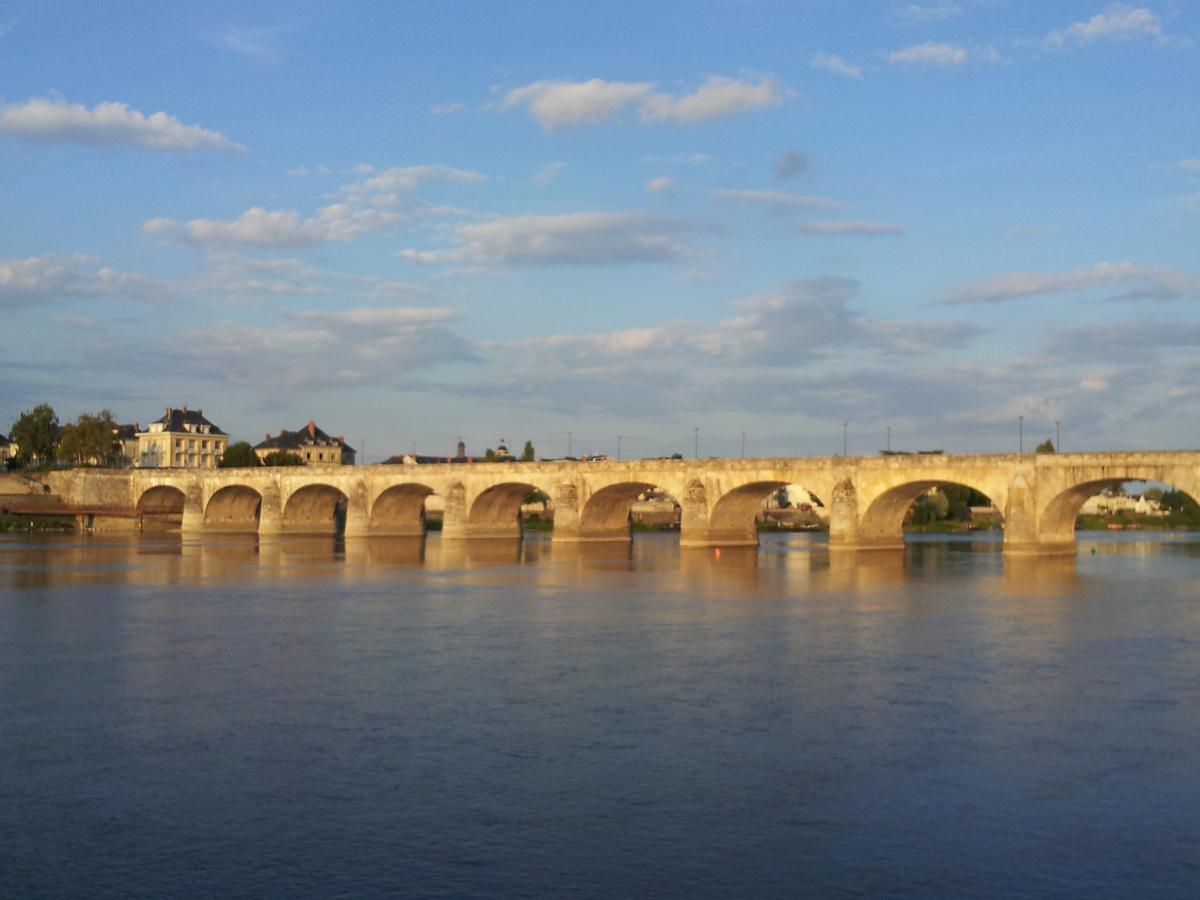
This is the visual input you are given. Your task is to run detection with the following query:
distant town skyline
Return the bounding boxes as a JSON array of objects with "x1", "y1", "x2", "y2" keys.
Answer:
[{"x1": 3, "y1": 1, "x2": 1199, "y2": 460}]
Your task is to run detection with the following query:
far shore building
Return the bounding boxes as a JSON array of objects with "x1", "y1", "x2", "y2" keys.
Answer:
[
  {"x1": 114, "y1": 423, "x2": 140, "y2": 466},
  {"x1": 254, "y1": 421, "x2": 356, "y2": 465},
  {"x1": 136, "y1": 407, "x2": 228, "y2": 468},
  {"x1": 0, "y1": 432, "x2": 13, "y2": 464}
]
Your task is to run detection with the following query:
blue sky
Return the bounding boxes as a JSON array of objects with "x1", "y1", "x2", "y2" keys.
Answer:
[{"x1": 2, "y1": 1, "x2": 1198, "y2": 460}]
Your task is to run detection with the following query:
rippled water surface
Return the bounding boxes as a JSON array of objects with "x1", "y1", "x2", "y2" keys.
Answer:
[{"x1": 3, "y1": 531, "x2": 1200, "y2": 899}]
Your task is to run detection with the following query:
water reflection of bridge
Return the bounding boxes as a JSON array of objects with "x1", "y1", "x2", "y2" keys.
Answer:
[{"x1": 4, "y1": 451, "x2": 1199, "y2": 554}]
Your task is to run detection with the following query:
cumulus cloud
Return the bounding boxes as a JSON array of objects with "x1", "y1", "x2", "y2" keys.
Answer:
[
  {"x1": 501, "y1": 76, "x2": 781, "y2": 129},
  {"x1": 939, "y1": 261, "x2": 1198, "y2": 304},
  {"x1": 1042, "y1": 5, "x2": 1166, "y2": 47},
  {"x1": 341, "y1": 164, "x2": 485, "y2": 205},
  {"x1": 646, "y1": 176, "x2": 675, "y2": 195},
  {"x1": 0, "y1": 254, "x2": 166, "y2": 305},
  {"x1": 888, "y1": 42, "x2": 968, "y2": 67},
  {"x1": 713, "y1": 188, "x2": 840, "y2": 214},
  {"x1": 400, "y1": 212, "x2": 699, "y2": 266},
  {"x1": 0, "y1": 97, "x2": 243, "y2": 151},
  {"x1": 172, "y1": 306, "x2": 474, "y2": 389},
  {"x1": 145, "y1": 205, "x2": 404, "y2": 248},
  {"x1": 795, "y1": 220, "x2": 905, "y2": 236},
  {"x1": 810, "y1": 52, "x2": 862, "y2": 78}
]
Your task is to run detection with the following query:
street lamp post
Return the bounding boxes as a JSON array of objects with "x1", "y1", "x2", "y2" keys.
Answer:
[
  {"x1": 1056, "y1": 420, "x2": 1061, "y2": 453},
  {"x1": 617, "y1": 435, "x2": 622, "y2": 461},
  {"x1": 567, "y1": 431, "x2": 573, "y2": 458},
  {"x1": 694, "y1": 426, "x2": 699, "y2": 459},
  {"x1": 886, "y1": 426, "x2": 891, "y2": 453},
  {"x1": 843, "y1": 421, "x2": 848, "y2": 457},
  {"x1": 1018, "y1": 415, "x2": 1024, "y2": 454}
]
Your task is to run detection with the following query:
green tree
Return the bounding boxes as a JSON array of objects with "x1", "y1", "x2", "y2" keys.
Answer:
[
  {"x1": 10, "y1": 403, "x2": 59, "y2": 467},
  {"x1": 220, "y1": 441, "x2": 262, "y2": 468},
  {"x1": 262, "y1": 450, "x2": 304, "y2": 466},
  {"x1": 1160, "y1": 489, "x2": 1200, "y2": 519},
  {"x1": 483, "y1": 448, "x2": 497, "y2": 461},
  {"x1": 1035, "y1": 439, "x2": 1056, "y2": 454},
  {"x1": 57, "y1": 409, "x2": 119, "y2": 466},
  {"x1": 520, "y1": 440, "x2": 536, "y2": 462}
]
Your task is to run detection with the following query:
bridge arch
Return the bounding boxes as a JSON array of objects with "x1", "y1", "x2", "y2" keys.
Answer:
[
  {"x1": 370, "y1": 483, "x2": 434, "y2": 536},
  {"x1": 1039, "y1": 475, "x2": 1200, "y2": 548},
  {"x1": 467, "y1": 480, "x2": 551, "y2": 539},
  {"x1": 283, "y1": 483, "x2": 348, "y2": 534},
  {"x1": 708, "y1": 481, "x2": 792, "y2": 546},
  {"x1": 136, "y1": 485, "x2": 186, "y2": 530},
  {"x1": 205, "y1": 485, "x2": 263, "y2": 532},
  {"x1": 858, "y1": 479, "x2": 1001, "y2": 549}
]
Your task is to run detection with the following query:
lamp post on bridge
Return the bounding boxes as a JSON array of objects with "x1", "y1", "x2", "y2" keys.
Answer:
[
  {"x1": 1056, "y1": 420, "x2": 1061, "y2": 453},
  {"x1": 1018, "y1": 415, "x2": 1024, "y2": 454},
  {"x1": 842, "y1": 421, "x2": 848, "y2": 457},
  {"x1": 694, "y1": 426, "x2": 699, "y2": 459},
  {"x1": 617, "y1": 435, "x2": 622, "y2": 461},
  {"x1": 886, "y1": 426, "x2": 891, "y2": 453}
]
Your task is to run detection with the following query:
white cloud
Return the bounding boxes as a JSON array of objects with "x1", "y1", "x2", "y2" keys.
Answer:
[
  {"x1": 341, "y1": 164, "x2": 486, "y2": 204},
  {"x1": 214, "y1": 24, "x2": 287, "y2": 63},
  {"x1": 145, "y1": 204, "x2": 403, "y2": 248},
  {"x1": 502, "y1": 78, "x2": 656, "y2": 129},
  {"x1": 400, "y1": 212, "x2": 698, "y2": 266},
  {"x1": 796, "y1": 220, "x2": 905, "y2": 236},
  {"x1": 810, "y1": 52, "x2": 862, "y2": 79},
  {"x1": 532, "y1": 161, "x2": 567, "y2": 185},
  {"x1": 501, "y1": 76, "x2": 781, "y2": 129},
  {"x1": 1043, "y1": 5, "x2": 1166, "y2": 47},
  {"x1": 893, "y1": 3, "x2": 962, "y2": 23},
  {"x1": 0, "y1": 254, "x2": 165, "y2": 305},
  {"x1": 646, "y1": 176, "x2": 675, "y2": 195},
  {"x1": 940, "y1": 261, "x2": 1198, "y2": 304},
  {"x1": 641, "y1": 76, "x2": 782, "y2": 122},
  {"x1": 888, "y1": 42, "x2": 968, "y2": 67},
  {"x1": 0, "y1": 97, "x2": 243, "y2": 151},
  {"x1": 172, "y1": 307, "x2": 474, "y2": 388},
  {"x1": 712, "y1": 188, "x2": 840, "y2": 214}
]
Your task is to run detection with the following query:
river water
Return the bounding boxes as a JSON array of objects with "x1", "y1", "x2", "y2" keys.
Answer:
[{"x1": 2, "y1": 531, "x2": 1199, "y2": 899}]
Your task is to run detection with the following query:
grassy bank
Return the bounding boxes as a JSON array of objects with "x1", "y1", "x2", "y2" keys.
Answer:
[{"x1": 0, "y1": 514, "x2": 74, "y2": 533}]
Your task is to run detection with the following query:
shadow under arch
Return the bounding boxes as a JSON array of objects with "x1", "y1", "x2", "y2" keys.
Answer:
[
  {"x1": 468, "y1": 480, "x2": 549, "y2": 539},
  {"x1": 707, "y1": 480, "x2": 799, "y2": 546},
  {"x1": 283, "y1": 483, "x2": 348, "y2": 534},
  {"x1": 205, "y1": 485, "x2": 263, "y2": 532},
  {"x1": 370, "y1": 483, "x2": 434, "y2": 537},
  {"x1": 1040, "y1": 477, "x2": 1200, "y2": 548},
  {"x1": 136, "y1": 485, "x2": 186, "y2": 530},
  {"x1": 858, "y1": 480, "x2": 1001, "y2": 549},
  {"x1": 570, "y1": 481, "x2": 680, "y2": 542}
]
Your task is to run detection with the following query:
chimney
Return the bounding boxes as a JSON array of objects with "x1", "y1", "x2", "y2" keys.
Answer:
[
  {"x1": 265, "y1": 434, "x2": 270, "y2": 441},
  {"x1": 182, "y1": 404, "x2": 188, "y2": 412},
  {"x1": 307, "y1": 420, "x2": 317, "y2": 437}
]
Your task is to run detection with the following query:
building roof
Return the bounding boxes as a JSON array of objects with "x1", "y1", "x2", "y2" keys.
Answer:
[
  {"x1": 0, "y1": 433, "x2": 10, "y2": 447},
  {"x1": 255, "y1": 420, "x2": 355, "y2": 454},
  {"x1": 113, "y1": 423, "x2": 139, "y2": 439},
  {"x1": 145, "y1": 406, "x2": 226, "y2": 435}
]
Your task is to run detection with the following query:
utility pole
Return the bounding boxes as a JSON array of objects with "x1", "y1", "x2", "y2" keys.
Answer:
[
  {"x1": 1018, "y1": 415, "x2": 1024, "y2": 454},
  {"x1": 694, "y1": 426, "x2": 699, "y2": 459}
]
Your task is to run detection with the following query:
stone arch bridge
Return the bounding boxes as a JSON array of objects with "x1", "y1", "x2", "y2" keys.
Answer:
[{"x1": 8, "y1": 451, "x2": 1199, "y2": 554}]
